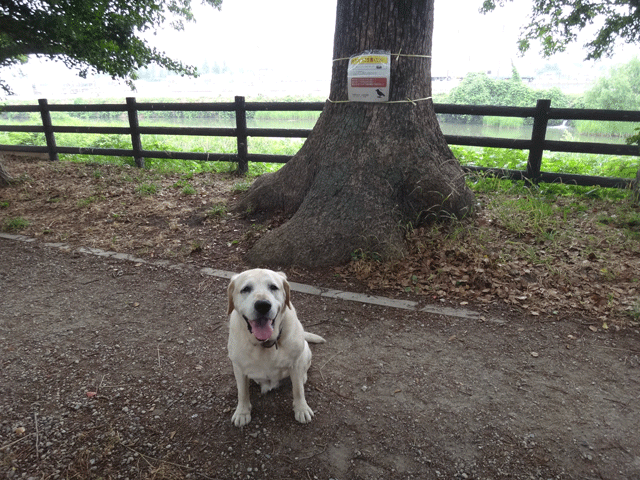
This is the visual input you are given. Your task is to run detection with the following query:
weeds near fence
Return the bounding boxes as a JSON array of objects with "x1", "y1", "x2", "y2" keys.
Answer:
[{"x1": 575, "y1": 120, "x2": 638, "y2": 138}]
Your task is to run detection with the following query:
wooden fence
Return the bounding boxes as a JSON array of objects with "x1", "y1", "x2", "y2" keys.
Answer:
[{"x1": 1, "y1": 96, "x2": 639, "y2": 188}]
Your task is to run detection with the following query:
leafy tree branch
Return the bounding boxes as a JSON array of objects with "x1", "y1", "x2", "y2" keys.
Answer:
[
  {"x1": 0, "y1": 0, "x2": 222, "y2": 93},
  {"x1": 481, "y1": 0, "x2": 640, "y2": 60}
]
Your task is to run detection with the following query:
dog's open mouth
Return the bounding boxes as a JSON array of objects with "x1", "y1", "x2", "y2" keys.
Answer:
[{"x1": 247, "y1": 316, "x2": 274, "y2": 342}]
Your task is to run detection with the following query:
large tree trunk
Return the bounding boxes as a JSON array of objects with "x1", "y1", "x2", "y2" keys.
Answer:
[{"x1": 236, "y1": 0, "x2": 475, "y2": 267}]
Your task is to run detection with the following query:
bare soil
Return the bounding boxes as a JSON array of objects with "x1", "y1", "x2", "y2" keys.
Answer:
[{"x1": 1, "y1": 154, "x2": 640, "y2": 479}]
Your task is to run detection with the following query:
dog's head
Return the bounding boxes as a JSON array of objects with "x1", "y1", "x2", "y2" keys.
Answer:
[{"x1": 227, "y1": 269, "x2": 291, "y2": 342}]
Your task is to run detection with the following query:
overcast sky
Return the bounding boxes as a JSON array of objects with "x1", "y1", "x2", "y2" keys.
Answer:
[
  {"x1": 150, "y1": 0, "x2": 631, "y2": 75},
  {"x1": 150, "y1": 0, "x2": 534, "y2": 76},
  {"x1": 5, "y1": 0, "x2": 635, "y2": 96}
]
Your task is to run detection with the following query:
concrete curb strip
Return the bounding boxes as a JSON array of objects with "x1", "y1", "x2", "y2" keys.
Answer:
[{"x1": 1, "y1": 232, "x2": 482, "y2": 320}]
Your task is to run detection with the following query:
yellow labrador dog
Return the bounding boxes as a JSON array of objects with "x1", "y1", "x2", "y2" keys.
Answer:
[{"x1": 227, "y1": 269, "x2": 325, "y2": 427}]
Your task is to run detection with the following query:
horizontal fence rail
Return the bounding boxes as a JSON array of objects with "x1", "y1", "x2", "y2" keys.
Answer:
[{"x1": 1, "y1": 96, "x2": 639, "y2": 188}]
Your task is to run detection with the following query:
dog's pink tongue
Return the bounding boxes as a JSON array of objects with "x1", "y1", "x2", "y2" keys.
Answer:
[{"x1": 250, "y1": 321, "x2": 273, "y2": 341}]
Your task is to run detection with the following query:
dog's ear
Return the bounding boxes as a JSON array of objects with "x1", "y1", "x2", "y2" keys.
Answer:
[
  {"x1": 277, "y1": 272, "x2": 291, "y2": 310},
  {"x1": 227, "y1": 275, "x2": 238, "y2": 315}
]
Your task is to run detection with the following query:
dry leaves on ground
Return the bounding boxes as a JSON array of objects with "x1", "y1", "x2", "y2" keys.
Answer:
[{"x1": 2, "y1": 154, "x2": 640, "y2": 326}]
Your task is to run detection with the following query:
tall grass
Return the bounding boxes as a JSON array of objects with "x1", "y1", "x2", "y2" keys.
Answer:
[
  {"x1": 574, "y1": 120, "x2": 639, "y2": 138},
  {"x1": 482, "y1": 116, "x2": 525, "y2": 129},
  {"x1": 253, "y1": 110, "x2": 320, "y2": 123}
]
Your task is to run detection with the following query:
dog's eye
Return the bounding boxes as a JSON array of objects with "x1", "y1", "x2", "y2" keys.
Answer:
[
  {"x1": 269, "y1": 284, "x2": 279, "y2": 292},
  {"x1": 240, "y1": 285, "x2": 252, "y2": 294}
]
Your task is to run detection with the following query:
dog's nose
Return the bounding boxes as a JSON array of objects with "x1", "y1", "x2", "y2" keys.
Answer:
[{"x1": 254, "y1": 300, "x2": 271, "y2": 315}]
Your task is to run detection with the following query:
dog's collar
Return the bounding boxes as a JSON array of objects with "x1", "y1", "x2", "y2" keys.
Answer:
[{"x1": 243, "y1": 315, "x2": 283, "y2": 349}]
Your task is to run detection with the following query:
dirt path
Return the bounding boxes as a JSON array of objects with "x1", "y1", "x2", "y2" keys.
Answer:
[{"x1": 1, "y1": 237, "x2": 640, "y2": 479}]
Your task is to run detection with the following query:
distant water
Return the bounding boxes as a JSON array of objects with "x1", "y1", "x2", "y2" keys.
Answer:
[{"x1": 139, "y1": 116, "x2": 628, "y2": 145}]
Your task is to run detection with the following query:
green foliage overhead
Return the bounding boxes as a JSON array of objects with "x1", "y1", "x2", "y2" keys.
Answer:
[
  {"x1": 481, "y1": 0, "x2": 640, "y2": 60},
  {"x1": 0, "y1": 0, "x2": 222, "y2": 93}
]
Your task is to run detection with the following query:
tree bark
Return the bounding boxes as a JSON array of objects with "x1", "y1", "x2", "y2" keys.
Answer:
[{"x1": 235, "y1": 0, "x2": 475, "y2": 267}]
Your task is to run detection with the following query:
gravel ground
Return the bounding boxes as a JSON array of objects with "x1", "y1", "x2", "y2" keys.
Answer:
[{"x1": 1, "y1": 236, "x2": 640, "y2": 479}]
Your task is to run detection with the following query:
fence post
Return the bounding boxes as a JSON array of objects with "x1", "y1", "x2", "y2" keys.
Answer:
[
  {"x1": 235, "y1": 96, "x2": 248, "y2": 175},
  {"x1": 38, "y1": 98, "x2": 58, "y2": 161},
  {"x1": 526, "y1": 99, "x2": 551, "y2": 183},
  {"x1": 126, "y1": 97, "x2": 145, "y2": 168}
]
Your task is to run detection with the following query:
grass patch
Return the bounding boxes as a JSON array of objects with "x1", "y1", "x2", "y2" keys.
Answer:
[
  {"x1": 77, "y1": 196, "x2": 100, "y2": 208},
  {"x1": 453, "y1": 146, "x2": 529, "y2": 170},
  {"x1": 597, "y1": 208, "x2": 640, "y2": 240},
  {"x1": 171, "y1": 179, "x2": 197, "y2": 195},
  {"x1": 135, "y1": 183, "x2": 159, "y2": 196},
  {"x1": 181, "y1": 184, "x2": 197, "y2": 195},
  {"x1": 2, "y1": 216, "x2": 29, "y2": 231},
  {"x1": 231, "y1": 180, "x2": 252, "y2": 193},
  {"x1": 206, "y1": 203, "x2": 228, "y2": 217},
  {"x1": 629, "y1": 298, "x2": 640, "y2": 322},
  {"x1": 491, "y1": 195, "x2": 558, "y2": 238},
  {"x1": 454, "y1": 145, "x2": 639, "y2": 202},
  {"x1": 453, "y1": 146, "x2": 640, "y2": 182}
]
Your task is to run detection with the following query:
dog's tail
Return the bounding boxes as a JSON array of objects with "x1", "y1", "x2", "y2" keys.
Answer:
[{"x1": 304, "y1": 332, "x2": 326, "y2": 344}]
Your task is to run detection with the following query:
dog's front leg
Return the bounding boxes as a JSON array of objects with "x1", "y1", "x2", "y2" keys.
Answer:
[
  {"x1": 291, "y1": 367, "x2": 313, "y2": 424},
  {"x1": 231, "y1": 363, "x2": 251, "y2": 427}
]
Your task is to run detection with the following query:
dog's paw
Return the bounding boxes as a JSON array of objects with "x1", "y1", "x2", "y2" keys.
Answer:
[
  {"x1": 231, "y1": 407, "x2": 251, "y2": 427},
  {"x1": 293, "y1": 403, "x2": 314, "y2": 424}
]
